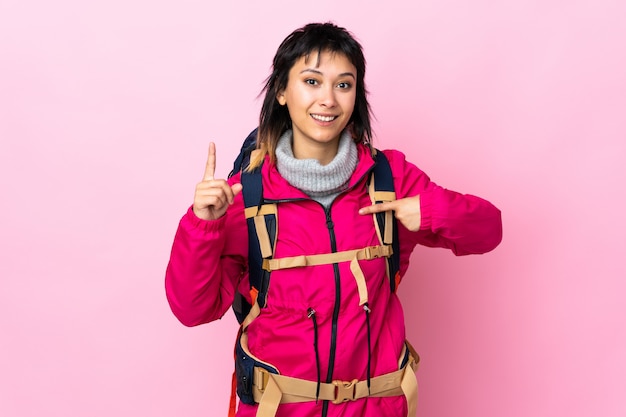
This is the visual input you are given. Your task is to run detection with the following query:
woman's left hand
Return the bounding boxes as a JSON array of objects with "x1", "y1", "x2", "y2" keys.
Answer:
[{"x1": 359, "y1": 195, "x2": 421, "y2": 232}]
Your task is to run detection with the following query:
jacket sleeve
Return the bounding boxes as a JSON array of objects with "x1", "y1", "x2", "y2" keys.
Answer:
[
  {"x1": 384, "y1": 149, "x2": 503, "y2": 262},
  {"x1": 164, "y1": 179, "x2": 248, "y2": 327}
]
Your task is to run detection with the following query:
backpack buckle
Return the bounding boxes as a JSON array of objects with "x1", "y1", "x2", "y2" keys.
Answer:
[
  {"x1": 255, "y1": 367, "x2": 270, "y2": 392},
  {"x1": 363, "y1": 246, "x2": 382, "y2": 259},
  {"x1": 332, "y1": 379, "x2": 358, "y2": 404}
]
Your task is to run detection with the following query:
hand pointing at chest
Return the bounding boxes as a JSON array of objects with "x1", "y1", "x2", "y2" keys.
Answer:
[{"x1": 359, "y1": 195, "x2": 422, "y2": 232}]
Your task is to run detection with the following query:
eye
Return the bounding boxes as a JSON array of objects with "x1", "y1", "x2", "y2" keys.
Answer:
[
  {"x1": 305, "y1": 78, "x2": 318, "y2": 86},
  {"x1": 337, "y1": 82, "x2": 352, "y2": 89}
]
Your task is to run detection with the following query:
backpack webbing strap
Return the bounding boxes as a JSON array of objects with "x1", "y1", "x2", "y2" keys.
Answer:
[
  {"x1": 241, "y1": 297, "x2": 261, "y2": 331},
  {"x1": 371, "y1": 190, "x2": 397, "y2": 202},
  {"x1": 261, "y1": 245, "x2": 392, "y2": 271},
  {"x1": 370, "y1": 151, "x2": 396, "y2": 246},
  {"x1": 251, "y1": 352, "x2": 419, "y2": 417},
  {"x1": 370, "y1": 150, "x2": 401, "y2": 292},
  {"x1": 245, "y1": 204, "x2": 278, "y2": 259},
  {"x1": 240, "y1": 154, "x2": 275, "y2": 314},
  {"x1": 244, "y1": 204, "x2": 277, "y2": 218},
  {"x1": 370, "y1": 180, "x2": 395, "y2": 245},
  {"x1": 239, "y1": 244, "x2": 392, "y2": 331},
  {"x1": 261, "y1": 244, "x2": 393, "y2": 307},
  {"x1": 237, "y1": 319, "x2": 420, "y2": 417},
  {"x1": 253, "y1": 215, "x2": 274, "y2": 259}
]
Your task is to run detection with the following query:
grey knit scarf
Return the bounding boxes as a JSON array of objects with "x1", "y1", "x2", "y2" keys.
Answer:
[{"x1": 275, "y1": 130, "x2": 359, "y2": 208}]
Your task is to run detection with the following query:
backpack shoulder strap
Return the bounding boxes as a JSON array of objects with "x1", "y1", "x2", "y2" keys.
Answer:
[
  {"x1": 231, "y1": 129, "x2": 277, "y2": 324},
  {"x1": 229, "y1": 128, "x2": 258, "y2": 179},
  {"x1": 370, "y1": 149, "x2": 401, "y2": 292}
]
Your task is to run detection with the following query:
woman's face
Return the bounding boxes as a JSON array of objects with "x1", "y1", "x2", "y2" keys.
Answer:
[{"x1": 277, "y1": 50, "x2": 357, "y2": 159}]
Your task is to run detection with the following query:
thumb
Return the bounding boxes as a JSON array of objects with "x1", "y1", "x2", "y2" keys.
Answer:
[{"x1": 231, "y1": 183, "x2": 243, "y2": 198}]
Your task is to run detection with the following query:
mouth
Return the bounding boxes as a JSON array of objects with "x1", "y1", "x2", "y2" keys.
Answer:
[{"x1": 311, "y1": 114, "x2": 338, "y2": 122}]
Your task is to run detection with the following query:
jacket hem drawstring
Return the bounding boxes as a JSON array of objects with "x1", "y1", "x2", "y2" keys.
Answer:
[
  {"x1": 307, "y1": 308, "x2": 321, "y2": 403},
  {"x1": 364, "y1": 302, "x2": 372, "y2": 395}
]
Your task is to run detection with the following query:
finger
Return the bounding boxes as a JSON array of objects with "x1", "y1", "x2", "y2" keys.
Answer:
[
  {"x1": 194, "y1": 185, "x2": 228, "y2": 204},
  {"x1": 202, "y1": 142, "x2": 216, "y2": 181},
  {"x1": 196, "y1": 180, "x2": 232, "y2": 204},
  {"x1": 359, "y1": 201, "x2": 397, "y2": 215},
  {"x1": 200, "y1": 180, "x2": 240, "y2": 205},
  {"x1": 231, "y1": 183, "x2": 243, "y2": 199}
]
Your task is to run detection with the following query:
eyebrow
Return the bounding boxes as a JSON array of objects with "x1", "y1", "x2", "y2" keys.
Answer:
[{"x1": 300, "y1": 68, "x2": 356, "y2": 79}]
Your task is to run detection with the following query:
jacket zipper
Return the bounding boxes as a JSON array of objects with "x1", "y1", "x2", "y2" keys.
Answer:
[
  {"x1": 321, "y1": 206, "x2": 340, "y2": 417},
  {"x1": 265, "y1": 162, "x2": 376, "y2": 416}
]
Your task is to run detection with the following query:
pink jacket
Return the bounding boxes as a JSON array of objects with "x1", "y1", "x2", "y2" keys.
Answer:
[{"x1": 165, "y1": 144, "x2": 502, "y2": 417}]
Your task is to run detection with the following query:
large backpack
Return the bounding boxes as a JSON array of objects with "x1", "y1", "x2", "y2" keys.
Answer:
[{"x1": 228, "y1": 128, "x2": 401, "y2": 324}]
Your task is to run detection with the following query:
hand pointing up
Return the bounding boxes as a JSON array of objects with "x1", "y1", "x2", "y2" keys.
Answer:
[{"x1": 192, "y1": 142, "x2": 243, "y2": 221}]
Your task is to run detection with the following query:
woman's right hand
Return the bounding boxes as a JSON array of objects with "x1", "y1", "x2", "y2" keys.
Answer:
[{"x1": 193, "y1": 142, "x2": 243, "y2": 221}]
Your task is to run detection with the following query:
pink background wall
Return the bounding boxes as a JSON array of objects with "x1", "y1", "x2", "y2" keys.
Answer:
[{"x1": 2, "y1": 1, "x2": 625, "y2": 416}]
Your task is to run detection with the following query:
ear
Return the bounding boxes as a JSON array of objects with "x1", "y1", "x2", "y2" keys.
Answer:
[{"x1": 276, "y1": 90, "x2": 286, "y2": 106}]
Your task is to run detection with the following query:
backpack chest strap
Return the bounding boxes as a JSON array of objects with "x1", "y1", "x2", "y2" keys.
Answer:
[
  {"x1": 262, "y1": 245, "x2": 392, "y2": 271},
  {"x1": 263, "y1": 244, "x2": 393, "y2": 307}
]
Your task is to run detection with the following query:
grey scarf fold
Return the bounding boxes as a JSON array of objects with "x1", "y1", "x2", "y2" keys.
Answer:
[{"x1": 275, "y1": 130, "x2": 358, "y2": 207}]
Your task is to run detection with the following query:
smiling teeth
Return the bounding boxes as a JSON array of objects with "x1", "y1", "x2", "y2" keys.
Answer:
[{"x1": 312, "y1": 114, "x2": 336, "y2": 122}]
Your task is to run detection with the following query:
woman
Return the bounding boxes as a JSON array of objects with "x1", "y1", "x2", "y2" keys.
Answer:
[{"x1": 166, "y1": 22, "x2": 502, "y2": 417}]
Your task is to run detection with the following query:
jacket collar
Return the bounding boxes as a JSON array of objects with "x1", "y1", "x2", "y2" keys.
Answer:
[{"x1": 261, "y1": 143, "x2": 376, "y2": 202}]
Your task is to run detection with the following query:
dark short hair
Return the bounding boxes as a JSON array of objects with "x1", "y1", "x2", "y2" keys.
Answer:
[{"x1": 254, "y1": 22, "x2": 372, "y2": 167}]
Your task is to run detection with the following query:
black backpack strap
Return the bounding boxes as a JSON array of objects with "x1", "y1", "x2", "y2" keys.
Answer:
[
  {"x1": 229, "y1": 127, "x2": 259, "y2": 179},
  {"x1": 241, "y1": 162, "x2": 276, "y2": 311},
  {"x1": 371, "y1": 150, "x2": 401, "y2": 292},
  {"x1": 231, "y1": 128, "x2": 277, "y2": 323}
]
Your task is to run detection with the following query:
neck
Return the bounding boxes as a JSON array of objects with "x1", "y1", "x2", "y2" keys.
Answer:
[
  {"x1": 275, "y1": 129, "x2": 359, "y2": 207},
  {"x1": 291, "y1": 137, "x2": 340, "y2": 166}
]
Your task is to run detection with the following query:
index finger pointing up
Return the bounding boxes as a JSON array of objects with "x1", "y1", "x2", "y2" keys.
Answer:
[{"x1": 203, "y1": 142, "x2": 216, "y2": 181}]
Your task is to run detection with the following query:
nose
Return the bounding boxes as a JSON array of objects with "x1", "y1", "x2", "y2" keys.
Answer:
[{"x1": 319, "y1": 85, "x2": 337, "y2": 108}]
